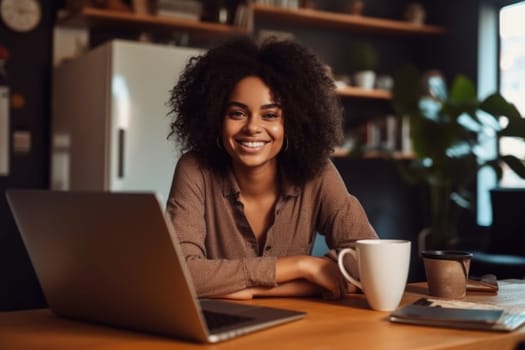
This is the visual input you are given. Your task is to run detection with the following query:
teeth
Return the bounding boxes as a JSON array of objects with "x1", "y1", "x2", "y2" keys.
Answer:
[{"x1": 240, "y1": 141, "x2": 265, "y2": 148}]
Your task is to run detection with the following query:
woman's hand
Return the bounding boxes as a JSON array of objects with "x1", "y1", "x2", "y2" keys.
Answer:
[
  {"x1": 300, "y1": 256, "x2": 347, "y2": 298},
  {"x1": 276, "y1": 255, "x2": 356, "y2": 299}
]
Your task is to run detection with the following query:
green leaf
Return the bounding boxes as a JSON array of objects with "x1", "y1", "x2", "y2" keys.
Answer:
[
  {"x1": 501, "y1": 112, "x2": 525, "y2": 139},
  {"x1": 480, "y1": 94, "x2": 525, "y2": 138},
  {"x1": 501, "y1": 118, "x2": 525, "y2": 138},
  {"x1": 448, "y1": 75, "x2": 477, "y2": 104},
  {"x1": 480, "y1": 93, "x2": 521, "y2": 120},
  {"x1": 349, "y1": 42, "x2": 378, "y2": 71}
]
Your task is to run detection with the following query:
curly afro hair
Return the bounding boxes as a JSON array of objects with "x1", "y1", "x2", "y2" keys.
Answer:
[{"x1": 168, "y1": 35, "x2": 343, "y2": 187}]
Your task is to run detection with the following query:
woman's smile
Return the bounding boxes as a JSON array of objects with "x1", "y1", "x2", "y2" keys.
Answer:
[{"x1": 236, "y1": 139, "x2": 269, "y2": 150}]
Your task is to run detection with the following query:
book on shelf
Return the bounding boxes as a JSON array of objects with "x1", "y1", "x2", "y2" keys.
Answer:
[
  {"x1": 384, "y1": 115, "x2": 397, "y2": 151},
  {"x1": 233, "y1": 3, "x2": 254, "y2": 30},
  {"x1": 400, "y1": 115, "x2": 412, "y2": 154},
  {"x1": 156, "y1": 10, "x2": 200, "y2": 20},
  {"x1": 254, "y1": 0, "x2": 300, "y2": 9},
  {"x1": 358, "y1": 114, "x2": 404, "y2": 154}
]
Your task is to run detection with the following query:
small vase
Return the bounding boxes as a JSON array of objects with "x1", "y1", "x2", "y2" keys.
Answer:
[
  {"x1": 353, "y1": 70, "x2": 376, "y2": 90},
  {"x1": 403, "y1": 3, "x2": 426, "y2": 25}
]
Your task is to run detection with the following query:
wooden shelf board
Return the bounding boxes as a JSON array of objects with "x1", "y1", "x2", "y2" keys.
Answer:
[
  {"x1": 58, "y1": 6, "x2": 445, "y2": 37},
  {"x1": 252, "y1": 4, "x2": 446, "y2": 35},
  {"x1": 336, "y1": 86, "x2": 391, "y2": 99},
  {"x1": 59, "y1": 7, "x2": 248, "y2": 35},
  {"x1": 333, "y1": 148, "x2": 415, "y2": 159},
  {"x1": 362, "y1": 150, "x2": 415, "y2": 159}
]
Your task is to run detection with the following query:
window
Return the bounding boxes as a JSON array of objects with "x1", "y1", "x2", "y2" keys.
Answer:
[
  {"x1": 499, "y1": 1, "x2": 525, "y2": 187},
  {"x1": 477, "y1": 0, "x2": 525, "y2": 225}
]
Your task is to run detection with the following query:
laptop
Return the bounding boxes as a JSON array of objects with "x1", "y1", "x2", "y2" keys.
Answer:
[{"x1": 6, "y1": 189, "x2": 305, "y2": 343}]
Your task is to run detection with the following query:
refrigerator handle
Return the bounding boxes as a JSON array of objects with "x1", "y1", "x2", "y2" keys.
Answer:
[
  {"x1": 0, "y1": 85, "x2": 9, "y2": 176},
  {"x1": 118, "y1": 128, "x2": 125, "y2": 178}
]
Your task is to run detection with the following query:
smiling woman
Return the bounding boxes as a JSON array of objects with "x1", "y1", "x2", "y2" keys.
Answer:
[{"x1": 165, "y1": 36, "x2": 378, "y2": 300}]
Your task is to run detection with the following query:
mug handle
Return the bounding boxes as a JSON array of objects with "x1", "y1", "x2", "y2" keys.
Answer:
[{"x1": 337, "y1": 248, "x2": 362, "y2": 290}]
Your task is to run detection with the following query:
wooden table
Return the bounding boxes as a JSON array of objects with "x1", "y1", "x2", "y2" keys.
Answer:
[{"x1": 1, "y1": 281, "x2": 525, "y2": 350}]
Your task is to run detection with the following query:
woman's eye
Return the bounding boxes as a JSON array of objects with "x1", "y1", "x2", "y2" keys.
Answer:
[
  {"x1": 228, "y1": 110, "x2": 245, "y2": 119},
  {"x1": 263, "y1": 112, "x2": 280, "y2": 120}
]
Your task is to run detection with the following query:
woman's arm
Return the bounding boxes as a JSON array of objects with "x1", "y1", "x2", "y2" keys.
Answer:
[
  {"x1": 217, "y1": 280, "x2": 323, "y2": 300},
  {"x1": 216, "y1": 255, "x2": 358, "y2": 300}
]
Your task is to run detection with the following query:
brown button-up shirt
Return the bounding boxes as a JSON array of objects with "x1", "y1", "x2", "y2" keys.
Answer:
[{"x1": 167, "y1": 152, "x2": 378, "y2": 297}]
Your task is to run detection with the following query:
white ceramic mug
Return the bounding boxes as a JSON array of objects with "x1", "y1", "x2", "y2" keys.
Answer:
[{"x1": 337, "y1": 239, "x2": 411, "y2": 311}]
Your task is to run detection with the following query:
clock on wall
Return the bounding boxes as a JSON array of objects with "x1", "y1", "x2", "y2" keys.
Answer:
[{"x1": 0, "y1": 0, "x2": 42, "y2": 32}]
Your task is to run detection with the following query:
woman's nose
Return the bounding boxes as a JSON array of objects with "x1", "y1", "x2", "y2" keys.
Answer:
[{"x1": 243, "y1": 116, "x2": 262, "y2": 134}]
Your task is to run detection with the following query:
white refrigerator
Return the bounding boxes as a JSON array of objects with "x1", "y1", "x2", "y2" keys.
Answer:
[{"x1": 52, "y1": 40, "x2": 203, "y2": 203}]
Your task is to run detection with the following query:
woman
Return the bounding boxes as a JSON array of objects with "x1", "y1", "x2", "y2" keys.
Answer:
[{"x1": 166, "y1": 36, "x2": 378, "y2": 300}]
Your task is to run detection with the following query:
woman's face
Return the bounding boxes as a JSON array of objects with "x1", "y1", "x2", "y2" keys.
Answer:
[{"x1": 222, "y1": 76, "x2": 284, "y2": 172}]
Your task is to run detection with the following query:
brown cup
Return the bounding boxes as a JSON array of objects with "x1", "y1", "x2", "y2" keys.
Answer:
[{"x1": 422, "y1": 250, "x2": 472, "y2": 299}]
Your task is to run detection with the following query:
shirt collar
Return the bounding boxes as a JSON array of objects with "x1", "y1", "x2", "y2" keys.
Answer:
[{"x1": 221, "y1": 165, "x2": 300, "y2": 199}]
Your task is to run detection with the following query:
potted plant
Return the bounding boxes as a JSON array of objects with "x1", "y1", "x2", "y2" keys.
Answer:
[
  {"x1": 391, "y1": 65, "x2": 525, "y2": 250},
  {"x1": 349, "y1": 42, "x2": 378, "y2": 90}
]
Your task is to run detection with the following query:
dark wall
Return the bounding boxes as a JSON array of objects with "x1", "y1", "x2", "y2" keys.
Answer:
[
  {"x1": 333, "y1": 158, "x2": 426, "y2": 282},
  {"x1": 422, "y1": 0, "x2": 482, "y2": 83},
  {"x1": 0, "y1": 1, "x2": 58, "y2": 310}
]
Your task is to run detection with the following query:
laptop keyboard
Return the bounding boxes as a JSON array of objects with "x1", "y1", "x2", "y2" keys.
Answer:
[{"x1": 202, "y1": 310, "x2": 254, "y2": 331}]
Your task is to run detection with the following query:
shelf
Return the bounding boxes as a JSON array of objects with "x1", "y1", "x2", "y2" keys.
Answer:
[
  {"x1": 332, "y1": 148, "x2": 415, "y2": 159},
  {"x1": 58, "y1": 7, "x2": 248, "y2": 37},
  {"x1": 361, "y1": 150, "x2": 415, "y2": 160},
  {"x1": 252, "y1": 4, "x2": 446, "y2": 36},
  {"x1": 57, "y1": 5, "x2": 445, "y2": 39},
  {"x1": 336, "y1": 86, "x2": 391, "y2": 100}
]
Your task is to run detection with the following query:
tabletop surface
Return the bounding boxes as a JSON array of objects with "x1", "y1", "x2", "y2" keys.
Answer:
[{"x1": 1, "y1": 281, "x2": 525, "y2": 350}]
